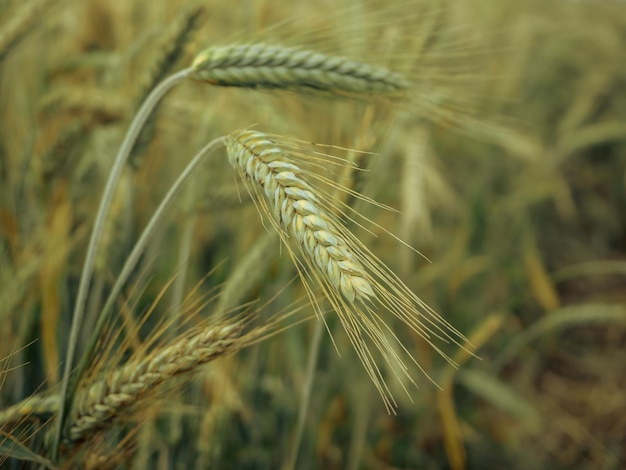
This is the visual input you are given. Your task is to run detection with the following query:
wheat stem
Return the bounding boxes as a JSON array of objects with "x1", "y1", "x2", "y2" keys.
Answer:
[
  {"x1": 73, "y1": 137, "x2": 225, "y2": 409},
  {"x1": 286, "y1": 320, "x2": 324, "y2": 470},
  {"x1": 53, "y1": 69, "x2": 190, "y2": 459}
]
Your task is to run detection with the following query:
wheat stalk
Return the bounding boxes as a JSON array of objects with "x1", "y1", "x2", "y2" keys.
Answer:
[
  {"x1": 190, "y1": 43, "x2": 410, "y2": 95},
  {"x1": 52, "y1": 69, "x2": 191, "y2": 457},
  {"x1": 66, "y1": 322, "x2": 243, "y2": 443},
  {"x1": 225, "y1": 130, "x2": 469, "y2": 412}
]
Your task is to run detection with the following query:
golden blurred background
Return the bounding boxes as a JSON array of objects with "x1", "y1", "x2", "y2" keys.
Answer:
[{"x1": 1, "y1": 0, "x2": 625, "y2": 468}]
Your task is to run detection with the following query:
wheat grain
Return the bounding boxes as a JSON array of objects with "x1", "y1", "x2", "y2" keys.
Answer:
[
  {"x1": 189, "y1": 43, "x2": 410, "y2": 95},
  {"x1": 67, "y1": 322, "x2": 242, "y2": 443},
  {"x1": 225, "y1": 130, "x2": 469, "y2": 412}
]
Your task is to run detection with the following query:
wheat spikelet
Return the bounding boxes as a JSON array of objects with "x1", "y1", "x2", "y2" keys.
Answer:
[
  {"x1": 189, "y1": 43, "x2": 410, "y2": 95},
  {"x1": 67, "y1": 322, "x2": 242, "y2": 443},
  {"x1": 33, "y1": 118, "x2": 87, "y2": 177},
  {"x1": 225, "y1": 130, "x2": 469, "y2": 412},
  {"x1": 0, "y1": 393, "x2": 57, "y2": 426},
  {"x1": 186, "y1": 3, "x2": 505, "y2": 130}
]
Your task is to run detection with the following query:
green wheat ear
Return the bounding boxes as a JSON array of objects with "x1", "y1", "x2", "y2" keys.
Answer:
[{"x1": 189, "y1": 43, "x2": 410, "y2": 95}]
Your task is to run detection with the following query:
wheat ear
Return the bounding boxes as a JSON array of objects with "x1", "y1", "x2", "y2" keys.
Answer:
[
  {"x1": 225, "y1": 130, "x2": 468, "y2": 412},
  {"x1": 67, "y1": 322, "x2": 242, "y2": 443},
  {"x1": 0, "y1": 394, "x2": 58, "y2": 426},
  {"x1": 190, "y1": 43, "x2": 410, "y2": 95}
]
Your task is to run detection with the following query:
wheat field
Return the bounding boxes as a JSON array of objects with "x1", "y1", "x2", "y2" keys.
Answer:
[{"x1": 1, "y1": 0, "x2": 625, "y2": 468}]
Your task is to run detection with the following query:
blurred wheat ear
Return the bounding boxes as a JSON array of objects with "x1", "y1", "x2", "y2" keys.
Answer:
[
  {"x1": 225, "y1": 129, "x2": 469, "y2": 413},
  {"x1": 0, "y1": 0, "x2": 56, "y2": 61},
  {"x1": 189, "y1": 43, "x2": 410, "y2": 96}
]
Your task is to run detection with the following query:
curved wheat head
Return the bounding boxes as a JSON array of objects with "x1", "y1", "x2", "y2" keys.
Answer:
[{"x1": 225, "y1": 129, "x2": 468, "y2": 412}]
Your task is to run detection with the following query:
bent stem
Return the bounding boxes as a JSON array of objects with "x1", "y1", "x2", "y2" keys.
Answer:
[
  {"x1": 52, "y1": 68, "x2": 191, "y2": 459},
  {"x1": 71, "y1": 137, "x2": 225, "y2": 405}
]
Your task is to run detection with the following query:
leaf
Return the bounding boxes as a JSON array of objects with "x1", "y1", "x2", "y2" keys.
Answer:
[
  {"x1": 493, "y1": 303, "x2": 626, "y2": 370},
  {"x1": 438, "y1": 314, "x2": 505, "y2": 470},
  {"x1": 438, "y1": 387, "x2": 465, "y2": 470},
  {"x1": 458, "y1": 369, "x2": 543, "y2": 433},
  {"x1": 0, "y1": 433, "x2": 56, "y2": 469},
  {"x1": 39, "y1": 182, "x2": 73, "y2": 385},
  {"x1": 552, "y1": 260, "x2": 626, "y2": 282},
  {"x1": 523, "y1": 231, "x2": 560, "y2": 313}
]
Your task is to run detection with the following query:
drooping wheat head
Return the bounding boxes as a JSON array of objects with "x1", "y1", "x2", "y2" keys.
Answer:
[{"x1": 225, "y1": 129, "x2": 469, "y2": 412}]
